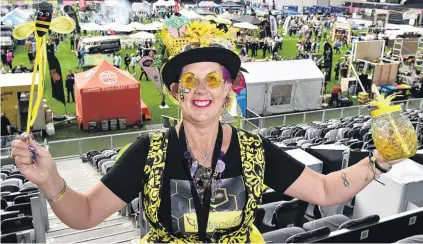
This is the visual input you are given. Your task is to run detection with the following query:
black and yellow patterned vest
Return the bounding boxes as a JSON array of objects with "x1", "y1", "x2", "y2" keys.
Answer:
[{"x1": 140, "y1": 128, "x2": 265, "y2": 243}]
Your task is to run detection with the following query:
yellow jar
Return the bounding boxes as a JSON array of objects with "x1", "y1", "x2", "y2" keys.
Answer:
[{"x1": 370, "y1": 100, "x2": 418, "y2": 161}]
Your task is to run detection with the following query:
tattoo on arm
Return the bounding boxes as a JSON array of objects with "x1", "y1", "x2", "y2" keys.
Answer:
[{"x1": 341, "y1": 172, "x2": 350, "y2": 187}]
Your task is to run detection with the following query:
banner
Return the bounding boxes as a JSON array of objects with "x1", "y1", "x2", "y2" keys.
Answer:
[
  {"x1": 47, "y1": 45, "x2": 66, "y2": 104},
  {"x1": 323, "y1": 42, "x2": 333, "y2": 82},
  {"x1": 269, "y1": 15, "x2": 278, "y2": 37},
  {"x1": 260, "y1": 20, "x2": 271, "y2": 38},
  {"x1": 139, "y1": 56, "x2": 162, "y2": 92},
  {"x1": 232, "y1": 72, "x2": 247, "y2": 117},
  {"x1": 64, "y1": 5, "x2": 80, "y2": 33}
]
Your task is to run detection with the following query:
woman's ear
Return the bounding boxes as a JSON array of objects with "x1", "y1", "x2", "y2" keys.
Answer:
[{"x1": 170, "y1": 83, "x2": 179, "y2": 97}]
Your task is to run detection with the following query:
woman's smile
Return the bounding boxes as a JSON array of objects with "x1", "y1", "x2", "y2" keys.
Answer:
[{"x1": 192, "y1": 99, "x2": 212, "y2": 108}]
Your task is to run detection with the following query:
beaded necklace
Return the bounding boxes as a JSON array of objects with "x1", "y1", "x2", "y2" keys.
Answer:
[{"x1": 184, "y1": 135, "x2": 226, "y2": 201}]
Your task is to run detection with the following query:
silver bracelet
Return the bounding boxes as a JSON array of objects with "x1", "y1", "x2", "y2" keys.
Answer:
[{"x1": 42, "y1": 178, "x2": 67, "y2": 202}]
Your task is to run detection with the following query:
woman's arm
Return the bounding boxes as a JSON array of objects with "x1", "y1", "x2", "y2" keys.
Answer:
[
  {"x1": 284, "y1": 152, "x2": 395, "y2": 206},
  {"x1": 40, "y1": 173, "x2": 126, "y2": 230}
]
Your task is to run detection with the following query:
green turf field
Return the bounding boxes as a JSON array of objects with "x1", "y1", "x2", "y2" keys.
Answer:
[{"x1": 8, "y1": 27, "x2": 347, "y2": 140}]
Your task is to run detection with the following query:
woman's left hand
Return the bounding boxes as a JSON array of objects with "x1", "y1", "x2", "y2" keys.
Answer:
[{"x1": 374, "y1": 149, "x2": 406, "y2": 169}]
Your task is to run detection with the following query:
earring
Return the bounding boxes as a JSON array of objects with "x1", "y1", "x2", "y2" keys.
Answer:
[{"x1": 179, "y1": 87, "x2": 184, "y2": 102}]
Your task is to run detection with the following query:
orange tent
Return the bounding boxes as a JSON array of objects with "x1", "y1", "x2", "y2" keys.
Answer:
[{"x1": 75, "y1": 61, "x2": 141, "y2": 130}]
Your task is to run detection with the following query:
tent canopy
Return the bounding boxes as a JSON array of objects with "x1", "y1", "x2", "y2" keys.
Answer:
[
  {"x1": 232, "y1": 15, "x2": 261, "y2": 25},
  {"x1": 221, "y1": 1, "x2": 242, "y2": 8},
  {"x1": 103, "y1": 22, "x2": 133, "y2": 32},
  {"x1": 242, "y1": 60, "x2": 324, "y2": 114},
  {"x1": 81, "y1": 23, "x2": 105, "y2": 31},
  {"x1": 195, "y1": 8, "x2": 216, "y2": 16},
  {"x1": 242, "y1": 60, "x2": 324, "y2": 84},
  {"x1": 75, "y1": 61, "x2": 141, "y2": 130},
  {"x1": 233, "y1": 22, "x2": 258, "y2": 30},
  {"x1": 129, "y1": 31, "x2": 156, "y2": 40}
]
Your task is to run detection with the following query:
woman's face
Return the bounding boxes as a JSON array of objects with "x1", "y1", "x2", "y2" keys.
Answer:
[{"x1": 171, "y1": 62, "x2": 231, "y2": 123}]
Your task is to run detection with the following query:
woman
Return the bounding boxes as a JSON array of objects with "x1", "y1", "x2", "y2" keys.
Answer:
[{"x1": 11, "y1": 19, "x2": 403, "y2": 243}]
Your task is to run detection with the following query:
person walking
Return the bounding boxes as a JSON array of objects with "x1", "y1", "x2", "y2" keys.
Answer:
[
  {"x1": 334, "y1": 60, "x2": 340, "y2": 81},
  {"x1": 124, "y1": 54, "x2": 130, "y2": 71},
  {"x1": 66, "y1": 70, "x2": 75, "y2": 103},
  {"x1": 70, "y1": 34, "x2": 75, "y2": 51},
  {"x1": 6, "y1": 50, "x2": 13, "y2": 70}
]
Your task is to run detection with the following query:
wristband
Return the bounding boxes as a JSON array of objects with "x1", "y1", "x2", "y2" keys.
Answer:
[
  {"x1": 369, "y1": 151, "x2": 391, "y2": 174},
  {"x1": 42, "y1": 178, "x2": 67, "y2": 202}
]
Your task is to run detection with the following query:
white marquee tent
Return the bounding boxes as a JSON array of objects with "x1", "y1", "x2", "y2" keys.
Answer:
[
  {"x1": 129, "y1": 31, "x2": 156, "y2": 41},
  {"x1": 233, "y1": 22, "x2": 258, "y2": 30},
  {"x1": 103, "y1": 23, "x2": 133, "y2": 32},
  {"x1": 81, "y1": 23, "x2": 105, "y2": 31},
  {"x1": 241, "y1": 60, "x2": 325, "y2": 114}
]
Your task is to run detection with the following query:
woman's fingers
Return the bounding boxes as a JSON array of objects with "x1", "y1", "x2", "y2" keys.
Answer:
[
  {"x1": 11, "y1": 147, "x2": 32, "y2": 158},
  {"x1": 14, "y1": 155, "x2": 33, "y2": 166}
]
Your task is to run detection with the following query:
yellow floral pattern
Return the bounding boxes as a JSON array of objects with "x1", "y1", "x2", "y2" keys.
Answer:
[
  {"x1": 140, "y1": 129, "x2": 265, "y2": 243},
  {"x1": 162, "y1": 20, "x2": 237, "y2": 57}
]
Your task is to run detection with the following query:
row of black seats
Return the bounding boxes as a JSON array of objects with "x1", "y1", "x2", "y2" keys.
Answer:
[
  {"x1": 262, "y1": 207, "x2": 423, "y2": 243},
  {"x1": 85, "y1": 148, "x2": 121, "y2": 175},
  {"x1": 1, "y1": 165, "x2": 41, "y2": 243}
]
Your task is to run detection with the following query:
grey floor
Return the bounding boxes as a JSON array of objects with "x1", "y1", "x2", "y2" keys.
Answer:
[{"x1": 45, "y1": 159, "x2": 139, "y2": 244}]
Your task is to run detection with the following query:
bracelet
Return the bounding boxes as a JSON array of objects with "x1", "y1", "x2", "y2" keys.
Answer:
[{"x1": 42, "y1": 178, "x2": 67, "y2": 202}]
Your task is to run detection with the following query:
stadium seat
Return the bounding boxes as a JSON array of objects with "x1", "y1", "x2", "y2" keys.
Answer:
[
  {"x1": 6, "y1": 174, "x2": 25, "y2": 182},
  {"x1": 1, "y1": 198, "x2": 8, "y2": 210},
  {"x1": 274, "y1": 198, "x2": 308, "y2": 228},
  {"x1": 262, "y1": 189, "x2": 292, "y2": 204},
  {"x1": 1, "y1": 185, "x2": 20, "y2": 193},
  {"x1": 14, "y1": 193, "x2": 38, "y2": 205},
  {"x1": 1, "y1": 216, "x2": 33, "y2": 235},
  {"x1": 5, "y1": 203, "x2": 32, "y2": 216},
  {"x1": 2, "y1": 178, "x2": 23, "y2": 187},
  {"x1": 101, "y1": 161, "x2": 114, "y2": 175},
  {"x1": 131, "y1": 198, "x2": 140, "y2": 214},
  {"x1": 254, "y1": 201, "x2": 280, "y2": 233},
  {"x1": 303, "y1": 214, "x2": 350, "y2": 231},
  {"x1": 19, "y1": 186, "x2": 38, "y2": 193},
  {"x1": 285, "y1": 226, "x2": 331, "y2": 243},
  {"x1": 262, "y1": 227, "x2": 305, "y2": 243},
  {"x1": 21, "y1": 182, "x2": 37, "y2": 190},
  {"x1": 3, "y1": 192, "x2": 30, "y2": 202},
  {"x1": 98, "y1": 158, "x2": 114, "y2": 170},
  {"x1": 9, "y1": 171, "x2": 22, "y2": 176},
  {"x1": 1, "y1": 173, "x2": 7, "y2": 180},
  {"x1": 338, "y1": 214, "x2": 380, "y2": 230},
  {"x1": 0, "y1": 211, "x2": 20, "y2": 221},
  {"x1": 395, "y1": 235, "x2": 423, "y2": 243},
  {"x1": 1, "y1": 232, "x2": 18, "y2": 243}
]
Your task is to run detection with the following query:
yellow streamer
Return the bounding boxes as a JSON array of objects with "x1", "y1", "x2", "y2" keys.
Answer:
[{"x1": 12, "y1": 7, "x2": 75, "y2": 134}]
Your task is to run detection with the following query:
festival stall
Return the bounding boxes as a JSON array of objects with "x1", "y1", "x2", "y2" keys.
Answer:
[
  {"x1": 74, "y1": 61, "x2": 143, "y2": 130},
  {"x1": 331, "y1": 22, "x2": 352, "y2": 44},
  {"x1": 241, "y1": 60, "x2": 324, "y2": 115},
  {"x1": 0, "y1": 73, "x2": 46, "y2": 132}
]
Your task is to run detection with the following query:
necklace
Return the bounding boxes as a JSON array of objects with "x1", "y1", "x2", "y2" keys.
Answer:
[{"x1": 184, "y1": 135, "x2": 226, "y2": 201}]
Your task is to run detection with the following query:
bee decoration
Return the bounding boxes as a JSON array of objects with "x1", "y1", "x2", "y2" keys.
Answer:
[{"x1": 12, "y1": 2, "x2": 75, "y2": 134}]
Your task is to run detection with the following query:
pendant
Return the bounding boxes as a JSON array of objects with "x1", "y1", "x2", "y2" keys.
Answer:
[
  {"x1": 190, "y1": 160, "x2": 199, "y2": 178},
  {"x1": 216, "y1": 159, "x2": 226, "y2": 173}
]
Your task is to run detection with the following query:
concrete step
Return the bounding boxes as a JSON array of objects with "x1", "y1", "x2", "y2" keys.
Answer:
[
  {"x1": 47, "y1": 216, "x2": 130, "y2": 236},
  {"x1": 71, "y1": 229, "x2": 139, "y2": 244},
  {"x1": 46, "y1": 221, "x2": 134, "y2": 243},
  {"x1": 49, "y1": 212, "x2": 121, "y2": 224}
]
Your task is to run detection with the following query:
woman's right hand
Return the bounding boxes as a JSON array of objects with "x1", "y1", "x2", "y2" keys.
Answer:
[{"x1": 11, "y1": 133, "x2": 59, "y2": 187}]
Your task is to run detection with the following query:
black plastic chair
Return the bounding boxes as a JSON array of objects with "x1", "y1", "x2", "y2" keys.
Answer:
[
  {"x1": 303, "y1": 214, "x2": 350, "y2": 232},
  {"x1": 1, "y1": 185, "x2": 20, "y2": 194},
  {"x1": 1, "y1": 233, "x2": 18, "y2": 243},
  {"x1": 1, "y1": 216, "x2": 33, "y2": 235},
  {"x1": 338, "y1": 214, "x2": 380, "y2": 230},
  {"x1": 263, "y1": 227, "x2": 305, "y2": 243},
  {"x1": 285, "y1": 226, "x2": 331, "y2": 243},
  {"x1": 3, "y1": 192, "x2": 29, "y2": 202},
  {"x1": 14, "y1": 194, "x2": 37, "y2": 205},
  {"x1": 9, "y1": 171, "x2": 22, "y2": 176},
  {"x1": 19, "y1": 187, "x2": 38, "y2": 193},
  {"x1": 274, "y1": 198, "x2": 309, "y2": 229},
  {"x1": 5, "y1": 203, "x2": 32, "y2": 216},
  {"x1": 1, "y1": 198, "x2": 7, "y2": 210},
  {"x1": 6, "y1": 174, "x2": 25, "y2": 182},
  {"x1": 0, "y1": 211, "x2": 20, "y2": 221}
]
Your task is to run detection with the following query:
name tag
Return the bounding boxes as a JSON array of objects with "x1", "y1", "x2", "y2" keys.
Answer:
[{"x1": 183, "y1": 211, "x2": 243, "y2": 233}]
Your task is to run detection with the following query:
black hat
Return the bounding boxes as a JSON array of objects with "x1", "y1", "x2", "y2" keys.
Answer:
[{"x1": 161, "y1": 46, "x2": 241, "y2": 91}]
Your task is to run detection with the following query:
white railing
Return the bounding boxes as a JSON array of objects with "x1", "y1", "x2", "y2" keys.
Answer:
[
  {"x1": 4, "y1": 98, "x2": 420, "y2": 160},
  {"x1": 240, "y1": 98, "x2": 423, "y2": 129}
]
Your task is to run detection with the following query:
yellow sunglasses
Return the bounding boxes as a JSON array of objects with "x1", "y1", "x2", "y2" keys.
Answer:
[{"x1": 180, "y1": 72, "x2": 224, "y2": 90}]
